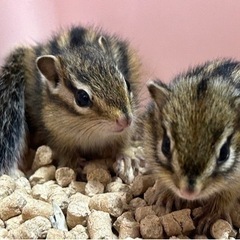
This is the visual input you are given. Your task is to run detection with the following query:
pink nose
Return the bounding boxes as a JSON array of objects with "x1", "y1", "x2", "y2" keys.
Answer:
[{"x1": 116, "y1": 115, "x2": 132, "y2": 129}]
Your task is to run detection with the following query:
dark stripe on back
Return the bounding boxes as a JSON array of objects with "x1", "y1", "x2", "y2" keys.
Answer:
[
  {"x1": 197, "y1": 77, "x2": 208, "y2": 99},
  {"x1": 35, "y1": 45, "x2": 43, "y2": 57},
  {"x1": 211, "y1": 60, "x2": 239, "y2": 79},
  {"x1": 50, "y1": 37, "x2": 61, "y2": 55},
  {"x1": 187, "y1": 64, "x2": 207, "y2": 78},
  {"x1": 69, "y1": 26, "x2": 86, "y2": 48}
]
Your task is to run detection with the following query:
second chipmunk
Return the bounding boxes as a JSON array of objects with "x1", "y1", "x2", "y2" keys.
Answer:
[
  {"x1": 145, "y1": 59, "x2": 240, "y2": 233},
  {"x1": 0, "y1": 25, "x2": 141, "y2": 175},
  {"x1": 117, "y1": 59, "x2": 240, "y2": 233}
]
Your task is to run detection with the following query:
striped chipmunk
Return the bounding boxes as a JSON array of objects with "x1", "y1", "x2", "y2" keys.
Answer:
[
  {"x1": 0, "y1": 25, "x2": 141, "y2": 175},
  {"x1": 116, "y1": 59, "x2": 240, "y2": 233},
  {"x1": 141, "y1": 59, "x2": 240, "y2": 233}
]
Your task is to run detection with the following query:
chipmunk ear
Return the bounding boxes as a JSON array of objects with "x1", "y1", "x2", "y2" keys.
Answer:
[
  {"x1": 36, "y1": 55, "x2": 62, "y2": 89},
  {"x1": 147, "y1": 80, "x2": 170, "y2": 109},
  {"x1": 98, "y1": 36, "x2": 108, "y2": 52}
]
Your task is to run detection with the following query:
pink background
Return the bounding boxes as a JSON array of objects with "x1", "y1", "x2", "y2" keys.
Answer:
[{"x1": 1, "y1": 0, "x2": 240, "y2": 86}]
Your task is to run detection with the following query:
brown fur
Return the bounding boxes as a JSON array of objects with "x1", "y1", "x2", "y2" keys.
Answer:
[
  {"x1": 144, "y1": 59, "x2": 240, "y2": 233},
  {"x1": 0, "y1": 25, "x2": 141, "y2": 173}
]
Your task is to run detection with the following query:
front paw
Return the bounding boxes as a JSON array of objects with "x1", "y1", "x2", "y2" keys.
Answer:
[
  {"x1": 144, "y1": 180, "x2": 184, "y2": 213},
  {"x1": 113, "y1": 145, "x2": 146, "y2": 184},
  {"x1": 193, "y1": 205, "x2": 232, "y2": 234}
]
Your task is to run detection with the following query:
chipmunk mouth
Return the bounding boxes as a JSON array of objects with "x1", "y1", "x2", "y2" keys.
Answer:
[{"x1": 177, "y1": 188, "x2": 201, "y2": 201}]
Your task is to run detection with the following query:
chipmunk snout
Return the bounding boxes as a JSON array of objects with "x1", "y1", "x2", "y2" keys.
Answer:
[
  {"x1": 115, "y1": 114, "x2": 132, "y2": 131},
  {"x1": 178, "y1": 177, "x2": 201, "y2": 201}
]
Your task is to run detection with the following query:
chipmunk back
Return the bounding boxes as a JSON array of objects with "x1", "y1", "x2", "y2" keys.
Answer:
[
  {"x1": 145, "y1": 59, "x2": 240, "y2": 233},
  {"x1": 0, "y1": 25, "x2": 141, "y2": 174}
]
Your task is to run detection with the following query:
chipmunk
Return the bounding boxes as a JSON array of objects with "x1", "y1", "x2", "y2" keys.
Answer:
[
  {"x1": 0, "y1": 25, "x2": 141, "y2": 175},
  {"x1": 142, "y1": 59, "x2": 240, "y2": 233}
]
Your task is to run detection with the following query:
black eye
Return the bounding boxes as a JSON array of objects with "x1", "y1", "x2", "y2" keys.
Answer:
[
  {"x1": 217, "y1": 140, "x2": 230, "y2": 164},
  {"x1": 75, "y1": 89, "x2": 91, "y2": 107},
  {"x1": 162, "y1": 129, "x2": 171, "y2": 158}
]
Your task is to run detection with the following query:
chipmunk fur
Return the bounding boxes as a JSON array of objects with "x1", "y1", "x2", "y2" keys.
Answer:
[
  {"x1": 0, "y1": 25, "x2": 140, "y2": 174},
  {"x1": 144, "y1": 59, "x2": 240, "y2": 233}
]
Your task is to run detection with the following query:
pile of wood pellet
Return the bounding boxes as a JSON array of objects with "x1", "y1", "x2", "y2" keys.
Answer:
[{"x1": 0, "y1": 145, "x2": 240, "y2": 239}]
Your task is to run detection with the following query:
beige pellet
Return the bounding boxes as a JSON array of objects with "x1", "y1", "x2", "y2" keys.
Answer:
[
  {"x1": 85, "y1": 180, "x2": 104, "y2": 196},
  {"x1": 46, "y1": 230, "x2": 77, "y2": 239},
  {"x1": 55, "y1": 167, "x2": 76, "y2": 187},
  {"x1": 170, "y1": 234, "x2": 190, "y2": 239},
  {"x1": 22, "y1": 198, "x2": 53, "y2": 221},
  {"x1": 46, "y1": 229, "x2": 68, "y2": 239},
  {"x1": 0, "y1": 191, "x2": 27, "y2": 221},
  {"x1": 87, "y1": 210, "x2": 113, "y2": 239},
  {"x1": 15, "y1": 176, "x2": 31, "y2": 195},
  {"x1": 161, "y1": 209, "x2": 195, "y2": 237},
  {"x1": 131, "y1": 174, "x2": 156, "y2": 197},
  {"x1": 114, "y1": 211, "x2": 140, "y2": 239},
  {"x1": 66, "y1": 192, "x2": 90, "y2": 229},
  {"x1": 83, "y1": 161, "x2": 108, "y2": 177},
  {"x1": 32, "y1": 145, "x2": 53, "y2": 171},
  {"x1": 5, "y1": 214, "x2": 23, "y2": 231},
  {"x1": 29, "y1": 165, "x2": 56, "y2": 186},
  {"x1": 47, "y1": 185, "x2": 69, "y2": 213},
  {"x1": 193, "y1": 234, "x2": 208, "y2": 239},
  {"x1": 70, "y1": 224, "x2": 89, "y2": 239},
  {"x1": 210, "y1": 219, "x2": 233, "y2": 239},
  {"x1": 106, "y1": 181, "x2": 131, "y2": 193},
  {"x1": 113, "y1": 211, "x2": 134, "y2": 232},
  {"x1": 143, "y1": 179, "x2": 162, "y2": 205},
  {"x1": 7, "y1": 216, "x2": 51, "y2": 239},
  {"x1": 135, "y1": 205, "x2": 156, "y2": 222},
  {"x1": 87, "y1": 168, "x2": 112, "y2": 186},
  {"x1": 89, "y1": 192, "x2": 127, "y2": 217},
  {"x1": 0, "y1": 228, "x2": 8, "y2": 238},
  {"x1": 140, "y1": 214, "x2": 164, "y2": 239},
  {"x1": 31, "y1": 180, "x2": 56, "y2": 202},
  {"x1": 47, "y1": 225, "x2": 88, "y2": 240},
  {"x1": 129, "y1": 197, "x2": 147, "y2": 211},
  {"x1": 0, "y1": 175, "x2": 16, "y2": 201},
  {"x1": 69, "y1": 180, "x2": 86, "y2": 194},
  {"x1": 119, "y1": 218, "x2": 140, "y2": 239}
]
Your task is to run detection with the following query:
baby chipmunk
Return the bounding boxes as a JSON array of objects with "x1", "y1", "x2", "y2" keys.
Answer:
[
  {"x1": 0, "y1": 25, "x2": 140, "y2": 174},
  {"x1": 144, "y1": 59, "x2": 240, "y2": 233}
]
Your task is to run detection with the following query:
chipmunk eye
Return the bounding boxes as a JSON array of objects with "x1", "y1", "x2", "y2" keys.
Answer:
[
  {"x1": 217, "y1": 140, "x2": 230, "y2": 164},
  {"x1": 162, "y1": 129, "x2": 171, "y2": 158},
  {"x1": 75, "y1": 89, "x2": 92, "y2": 107}
]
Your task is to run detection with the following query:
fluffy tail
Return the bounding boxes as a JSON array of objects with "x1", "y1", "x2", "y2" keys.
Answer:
[{"x1": 0, "y1": 48, "x2": 26, "y2": 174}]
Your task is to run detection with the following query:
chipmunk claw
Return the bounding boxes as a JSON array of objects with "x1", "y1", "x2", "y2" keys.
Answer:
[
  {"x1": 113, "y1": 145, "x2": 146, "y2": 184},
  {"x1": 194, "y1": 208, "x2": 232, "y2": 234}
]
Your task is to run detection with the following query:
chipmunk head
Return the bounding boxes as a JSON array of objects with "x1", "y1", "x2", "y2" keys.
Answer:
[
  {"x1": 36, "y1": 35, "x2": 139, "y2": 152},
  {"x1": 147, "y1": 59, "x2": 240, "y2": 201}
]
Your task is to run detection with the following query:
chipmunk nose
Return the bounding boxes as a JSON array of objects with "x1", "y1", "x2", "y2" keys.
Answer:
[
  {"x1": 116, "y1": 114, "x2": 132, "y2": 129},
  {"x1": 178, "y1": 177, "x2": 200, "y2": 200}
]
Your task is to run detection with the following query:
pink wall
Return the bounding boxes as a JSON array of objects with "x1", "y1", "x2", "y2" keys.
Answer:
[{"x1": 1, "y1": 0, "x2": 240, "y2": 85}]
